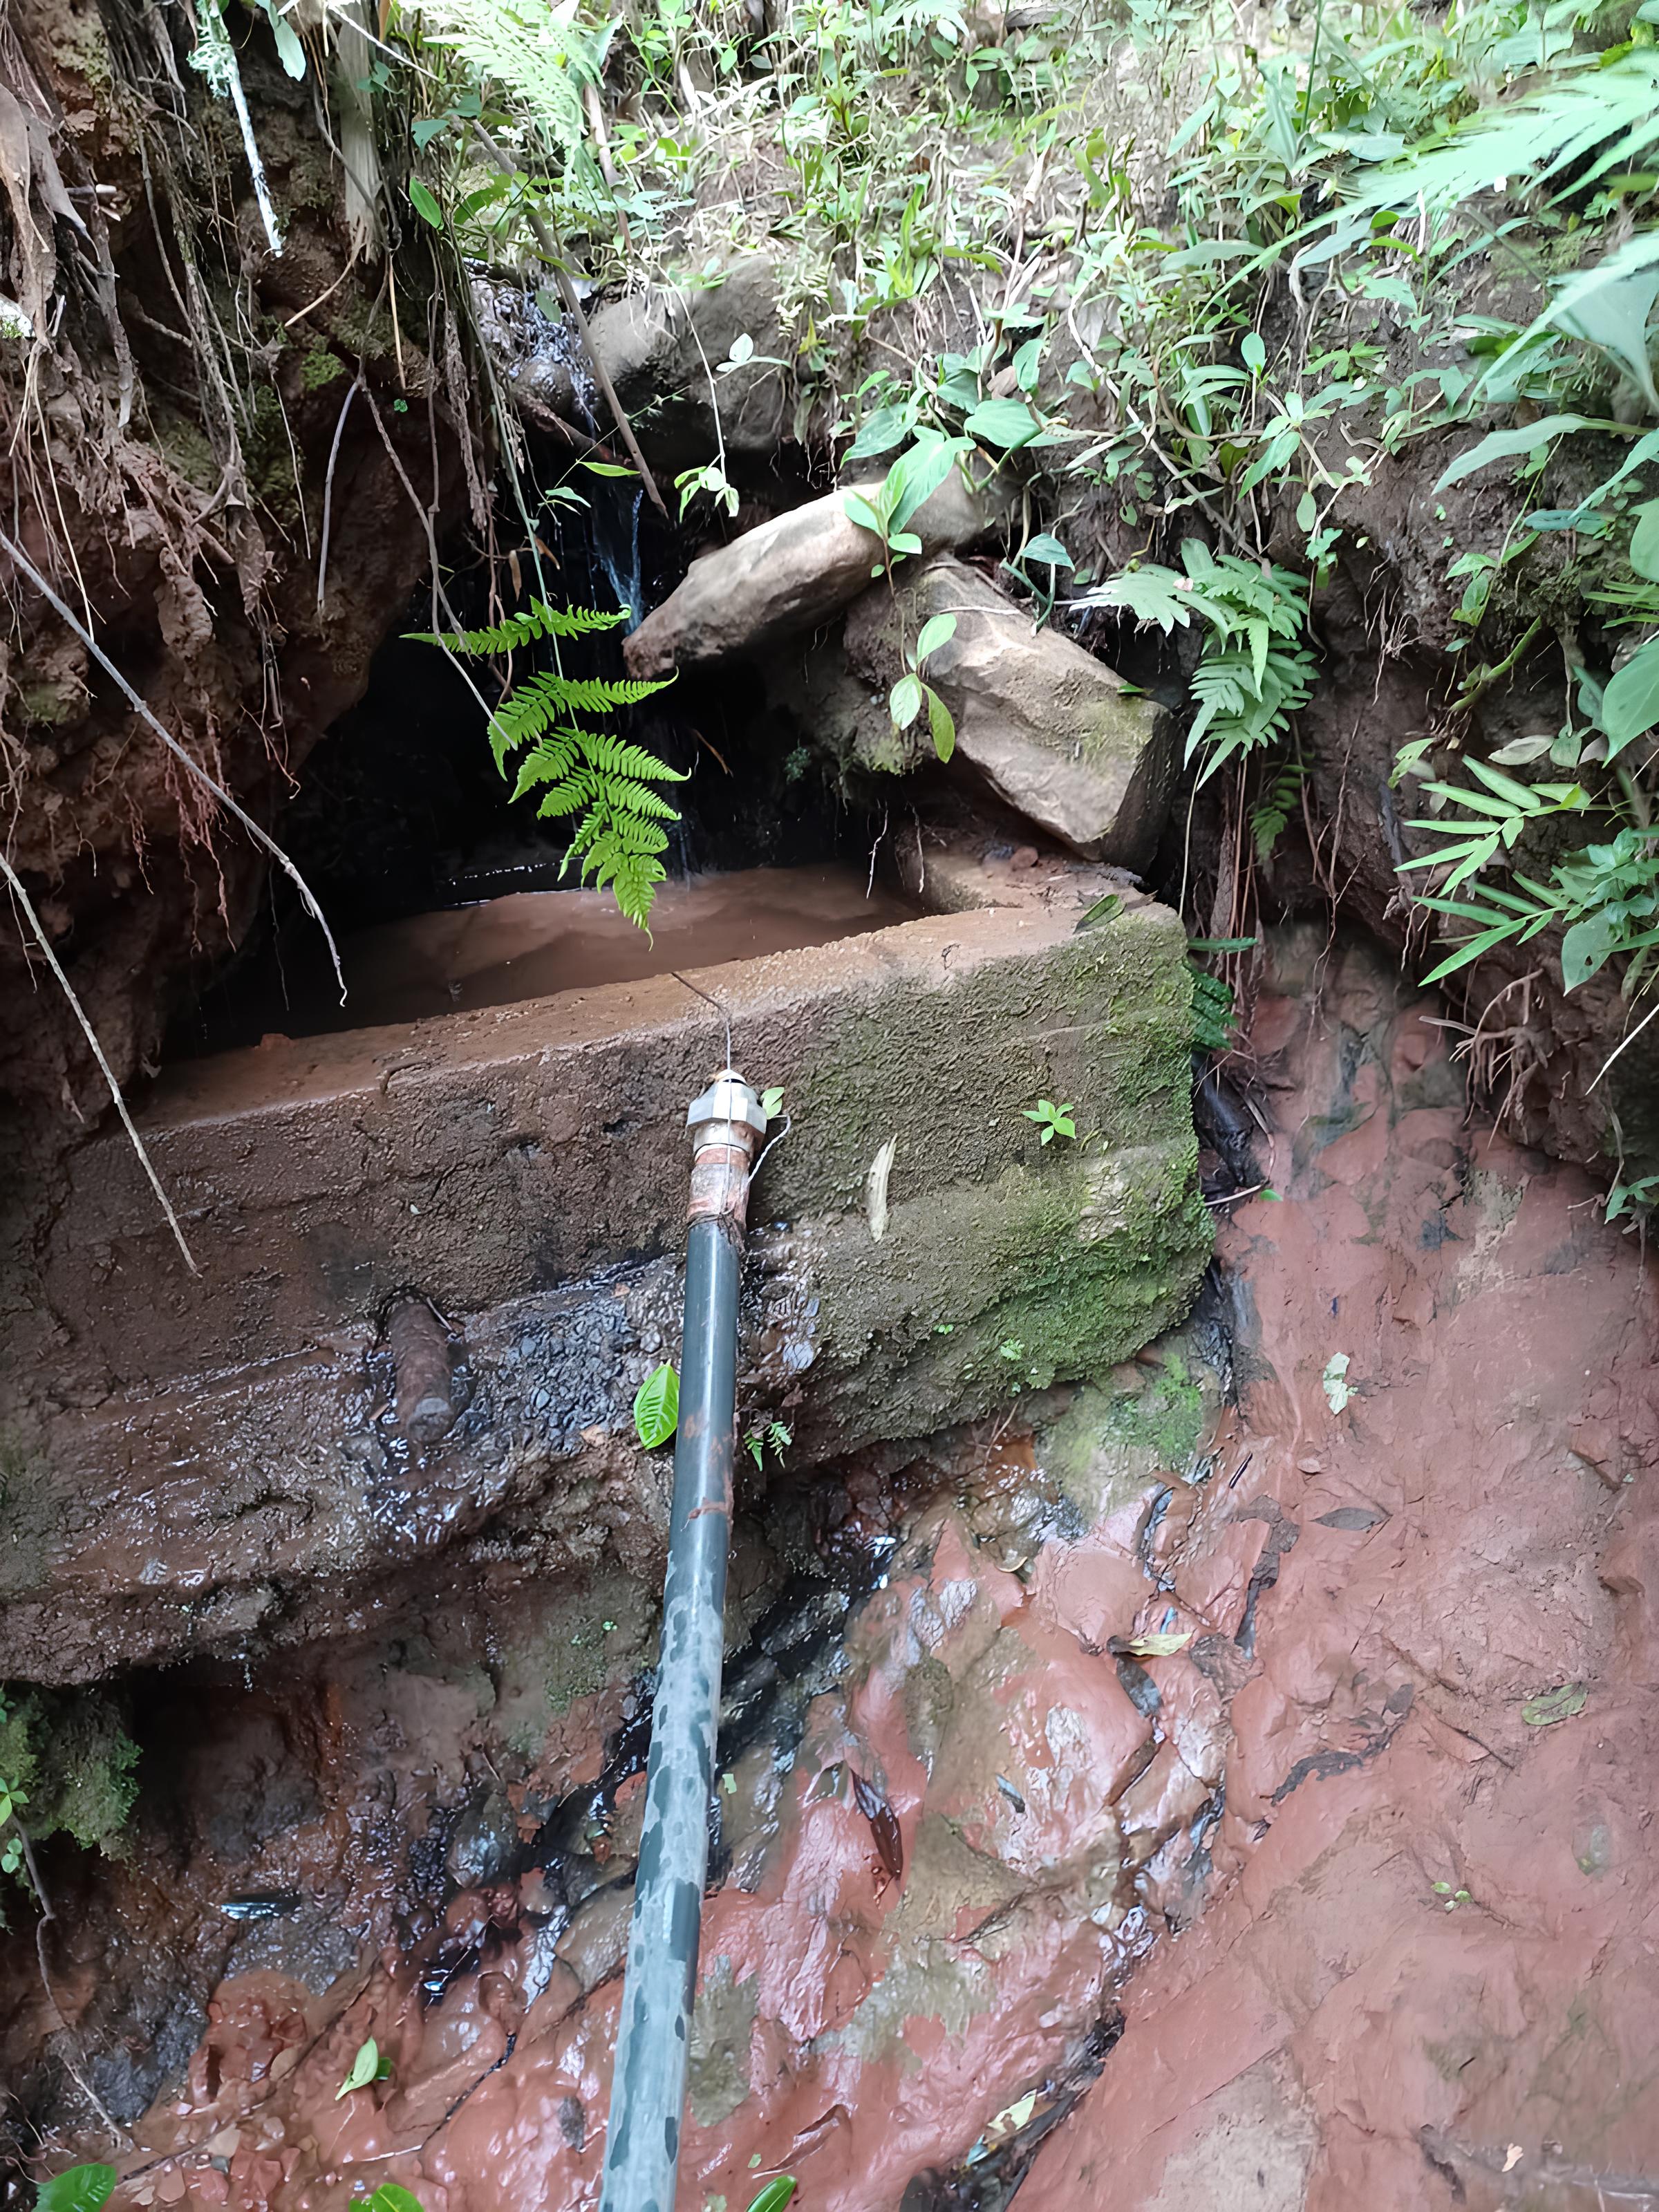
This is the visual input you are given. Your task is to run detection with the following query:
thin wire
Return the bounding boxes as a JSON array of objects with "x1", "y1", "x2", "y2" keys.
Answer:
[{"x1": 672, "y1": 970, "x2": 733, "y2": 1071}]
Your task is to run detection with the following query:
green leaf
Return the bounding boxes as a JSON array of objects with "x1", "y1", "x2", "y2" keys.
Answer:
[
  {"x1": 914, "y1": 612, "x2": 957, "y2": 664},
  {"x1": 581, "y1": 461, "x2": 637, "y2": 478},
  {"x1": 1241, "y1": 331, "x2": 1266, "y2": 375},
  {"x1": 1018, "y1": 531, "x2": 1074, "y2": 568},
  {"x1": 1632, "y1": 500, "x2": 1659, "y2": 582},
  {"x1": 1434, "y1": 414, "x2": 1601, "y2": 492},
  {"x1": 925, "y1": 684, "x2": 955, "y2": 762},
  {"x1": 633, "y1": 1362, "x2": 679, "y2": 1449},
  {"x1": 963, "y1": 397, "x2": 1044, "y2": 450},
  {"x1": 408, "y1": 178, "x2": 444, "y2": 228},
  {"x1": 760, "y1": 1086, "x2": 785, "y2": 1121},
  {"x1": 746, "y1": 2183, "x2": 797, "y2": 2212},
  {"x1": 1295, "y1": 489, "x2": 1318, "y2": 532},
  {"x1": 1562, "y1": 909, "x2": 1624, "y2": 989},
  {"x1": 1602, "y1": 636, "x2": 1659, "y2": 758},
  {"x1": 845, "y1": 404, "x2": 915, "y2": 460},
  {"x1": 1521, "y1": 1683, "x2": 1587, "y2": 1727},
  {"x1": 336, "y1": 2038, "x2": 382, "y2": 2101},
  {"x1": 890, "y1": 673, "x2": 924, "y2": 729},
  {"x1": 842, "y1": 490, "x2": 885, "y2": 538},
  {"x1": 359, "y1": 2189, "x2": 426, "y2": 2212},
  {"x1": 255, "y1": 0, "x2": 306, "y2": 75},
  {"x1": 885, "y1": 433, "x2": 973, "y2": 534},
  {"x1": 36, "y1": 2170, "x2": 117, "y2": 2212}
]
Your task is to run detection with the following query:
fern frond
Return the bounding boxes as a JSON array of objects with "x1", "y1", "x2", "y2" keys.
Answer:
[
  {"x1": 530, "y1": 672, "x2": 677, "y2": 717},
  {"x1": 577, "y1": 731, "x2": 691, "y2": 783},
  {"x1": 509, "y1": 732, "x2": 581, "y2": 800},
  {"x1": 416, "y1": 0, "x2": 608, "y2": 160},
  {"x1": 427, "y1": 596, "x2": 683, "y2": 932},
  {"x1": 408, "y1": 601, "x2": 629, "y2": 657}
]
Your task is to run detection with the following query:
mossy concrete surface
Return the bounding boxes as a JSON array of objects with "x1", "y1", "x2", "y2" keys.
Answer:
[{"x1": 7, "y1": 868, "x2": 1207, "y2": 1679}]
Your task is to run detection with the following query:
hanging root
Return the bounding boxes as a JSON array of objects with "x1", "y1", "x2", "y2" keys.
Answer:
[
  {"x1": 0, "y1": 527, "x2": 345, "y2": 1002},
  {"x1": 1, "y1": 852, "x2": 198, "y2": 1273}
]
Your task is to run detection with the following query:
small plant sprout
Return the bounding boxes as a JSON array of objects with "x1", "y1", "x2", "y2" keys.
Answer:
[
  {"x1": 335, "y1": 2036, "x2": 392, "y2": 2100},
  {"x1": 1432, "y1": 1881, "x2": 1473, "y2": 1911},
  {"x1": 743, "y1": 1419, "x2": 793, "y2": 1470},
  {"x1": 889, "y1": 610, "x2": 958, "y2": 761},
  {"x1": 634, "y1": 1362, "x2": 680, "y2": 1449},
  {"x1": 1022, "y1": 1099, "x2": 1076, "y2": 1143}
]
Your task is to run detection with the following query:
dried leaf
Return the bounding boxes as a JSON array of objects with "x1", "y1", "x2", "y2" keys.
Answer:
[
  {"x1": 866, "y1": 1136, "x2": 897, "y2": 1242},
  {"x1": 1123, "y1": 1629, "x2": 1193, "y2": 1658}
]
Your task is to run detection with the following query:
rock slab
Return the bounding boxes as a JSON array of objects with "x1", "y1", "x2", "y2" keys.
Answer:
[
  {"x1": 845, "y1": 556, "x2": 1175, "y2": 866},
  {"x1": 624, "y1": 471, "x2": 994, "y2": 679}
]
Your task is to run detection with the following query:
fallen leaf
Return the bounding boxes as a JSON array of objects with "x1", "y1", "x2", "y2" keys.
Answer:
[
  {"x1": 1502, "y1": 2145, "x2": 1524, "y2": 2173},
  {"x1": 1521, "y1": 1684, "x2": 1587, "y2": 1727},
  {"x1": 1322, "y1": 1352, "x2": 1352, "y2": 1414},
  {"x1": 865, "y1": 1136, "x2": 897, "y2": 1242},
  {"x1": 1124, "y1": 1629, "x2": 1193, "y2": 1658},
  {"x1": 985, "y1": 2091, "x2": 1037, "y2": 2141}
]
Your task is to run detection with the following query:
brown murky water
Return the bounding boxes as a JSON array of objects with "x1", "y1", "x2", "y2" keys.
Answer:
[{"x1": 265, "y1": 867, "x2": 921, "y2": 1037}]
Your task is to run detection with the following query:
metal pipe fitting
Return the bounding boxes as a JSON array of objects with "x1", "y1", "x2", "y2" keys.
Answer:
[
  {"x1": 598, "y1": 1069, "x2": 764, "y2": 2212},
  {"x1": 385, "y1": 1298, "x2": 458, "y2": 1446}
]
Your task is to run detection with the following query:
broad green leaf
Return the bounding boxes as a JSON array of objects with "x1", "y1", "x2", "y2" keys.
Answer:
[
  {"x1": 408, "y1": 179, "x2": 444, "y2": 228},
  {"x1": 1295, "y1": 489, "x2": 1318, "y2": 531},
  {"x1": 36, "y1": 2170, "x2": 117, "y2": 2212},
  {"x1": 926, "y1": 684, "x2": 956, "y2": 762},
  {"x1": 890, "y1": 673, "x2": 924, "y2": 729},
  {"x1": 760, "y1": 1086, "x2": 785, "y2": 1121},
  {"x1": 746, "y1": 2183, "x2": 797, "y2": 2212},
  {"x1": 914, "y1": 612, "x2": 957, "y2": 664},
  {"x1": 337, "y1": 2038, "x2": 382, "y2": 2101},
  {"x1": 1434, "y1": 414, "x2": 1600, "y2": 491},
  {"x1": 845, "y1": 404, "x2": 915, "y2": 461},
  {"x1": 1546, "y1": 243, "x2": 1659, "y2": 415},
  {"x1": 1602, "y1": 635, "x2": 1659, "y2": 758},
  {"x1": 1521, "y1": 1683, "x2": 1587, "y2": 1726},
  {"x1": 1562, "y1": 909, "x2": 1624, "y2": 989},
  {"x1": 963, "y1": 397, "x2": 1044, "y2": 450},
  {"x1": 633, "y1": 1362, "x2": 679, "y2": 1450},
  {"x1": 841, "y1": 491, "x2": 885, "y2": 538},
  {"x1": 360, "y1": 2189, "x2": 427, "y2": 2212},
  {"x1": 885, "y1": 433, "x2": 973, "y2": 534},
  {"x1": 1018, "y1": 532, "x2": 1073, "y2": 568},
  {"x1": 1241, "y1": 331, "x2": 1266, "y2": 375},
  {"x1": 256, "y1": 0, "x2": 306, "y2": 76},
  {"x1": 1631, "y1": 499, "x2": 1659, "y2": 581}
]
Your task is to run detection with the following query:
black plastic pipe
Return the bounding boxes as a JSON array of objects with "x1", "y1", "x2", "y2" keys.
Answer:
[{"x1": 598, "y1": 1069, "x2": 766, "y2": 2212}]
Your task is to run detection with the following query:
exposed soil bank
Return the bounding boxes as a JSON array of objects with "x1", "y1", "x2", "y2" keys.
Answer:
[{"x1": 8, "y1": 925, "x2": 1656, "y2": 2211}]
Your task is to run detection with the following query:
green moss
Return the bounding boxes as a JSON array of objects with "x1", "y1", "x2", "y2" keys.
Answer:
[
  {"x1": 299, "y1": 344, "x2": 346, "y2": 392},
  {"x1": 1103, "y1": 1349, "x2": 1207, "y2": 1470},
  {"x1": 0, "y1": 1685, "x2": 140, "y2": 1856}
]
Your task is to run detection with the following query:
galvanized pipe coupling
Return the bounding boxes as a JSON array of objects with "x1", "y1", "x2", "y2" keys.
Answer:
[{"x1": 685, "y1": 1067, "x2": 767, "y2": 1235}]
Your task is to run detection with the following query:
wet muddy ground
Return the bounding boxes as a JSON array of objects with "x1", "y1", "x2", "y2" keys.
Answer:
[{"x1": 8, "y1": 926, "x2": 1659, "y2": 2212}]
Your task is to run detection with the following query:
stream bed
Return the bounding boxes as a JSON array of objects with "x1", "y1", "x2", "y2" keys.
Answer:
[{"x1": 9, "y1": 928, "x2": 1657, "y2": 2211}]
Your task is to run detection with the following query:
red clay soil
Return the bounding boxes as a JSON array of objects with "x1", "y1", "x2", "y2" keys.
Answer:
[
  {"x1": 30, "y1": 926, "x2": 1659, "y2": 2212},
  {"x1": 1023, "y1": 928, "x2": 1659, "y2": 2212}
]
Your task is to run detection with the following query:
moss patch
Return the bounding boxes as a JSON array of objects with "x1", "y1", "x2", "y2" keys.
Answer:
[{"x1": 0, "y1": 1685, "x2": 140, "y2": 1855}]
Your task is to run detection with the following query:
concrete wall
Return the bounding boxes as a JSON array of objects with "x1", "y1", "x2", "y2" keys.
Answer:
[{"x1": 1, "y1": 851, "x2": 1210, "y2": 1680}]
